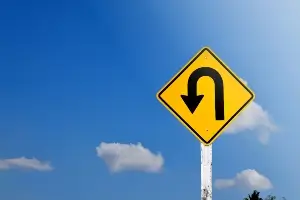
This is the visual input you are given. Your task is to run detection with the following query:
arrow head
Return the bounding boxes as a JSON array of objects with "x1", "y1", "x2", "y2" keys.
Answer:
[{"x1": 180, "y1": 94, "x2": 204, "y2": 113}]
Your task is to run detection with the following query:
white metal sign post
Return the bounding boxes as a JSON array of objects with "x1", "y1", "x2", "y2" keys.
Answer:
[{"x1": 201, "y1": 144, "x2": 212, "y2": 200}]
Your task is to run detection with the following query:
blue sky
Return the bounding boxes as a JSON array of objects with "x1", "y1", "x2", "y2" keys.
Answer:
[{"x1": 0, "y1": 0, "x2": 299, "y2": 200}]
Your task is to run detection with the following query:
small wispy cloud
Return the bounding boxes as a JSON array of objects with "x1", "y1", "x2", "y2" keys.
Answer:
[
  {"x1": 0, "y1": 157, "x2": 53, "y2": 171},
  {"x1": 96, "y1": 142, "x2": 164, "y2": 173},
  {"x1": 215, "y1": 169, "x2": 273, "y2": 191}
]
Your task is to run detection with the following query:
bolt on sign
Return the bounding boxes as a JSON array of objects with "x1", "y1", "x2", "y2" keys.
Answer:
[{"x1": 157, "y1": 47, "x2": 255, "y2": 145}]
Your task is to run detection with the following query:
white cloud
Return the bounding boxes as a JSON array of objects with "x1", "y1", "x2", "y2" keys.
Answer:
[
  {"x1": 0, "y1": 157, "x2": 53, "y2": 171},
  {"x1": 214, "y1": 179, "x2": 235, "y2": 189},
  {"x1": 224, "y1": 79, "x2": 277, "y2": 144},
  {"x1": 96, "y1": 142, "x2": 164, "y2": 173},
  {"x1": 215, "y1": 169, "x2": 273, "y2": 191}
]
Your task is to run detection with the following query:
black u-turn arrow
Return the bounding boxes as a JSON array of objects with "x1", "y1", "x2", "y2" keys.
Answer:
[{"x1": 180, "y1": 67, "x2": 224, "y2": 120}]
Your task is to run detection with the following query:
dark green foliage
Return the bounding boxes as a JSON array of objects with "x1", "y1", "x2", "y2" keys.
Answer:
[
  {"x1": 265, "y1": 195, "x2": 276, "y2": 200},
  {"x1": 244, "y1": 190, "x2": 263, "y2": 200},
  {"x1": 244, "y1": 190, "x2": 285, "y2": 200}
]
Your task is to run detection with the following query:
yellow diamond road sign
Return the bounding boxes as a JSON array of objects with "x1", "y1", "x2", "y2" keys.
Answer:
[{"x1": 157, "y1": 47, "x2": 255, "y2": 145}]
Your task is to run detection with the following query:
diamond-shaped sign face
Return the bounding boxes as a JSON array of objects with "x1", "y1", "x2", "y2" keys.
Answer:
[{"x1": 157, "y1": 47, "x2": 255, "y2": 145}]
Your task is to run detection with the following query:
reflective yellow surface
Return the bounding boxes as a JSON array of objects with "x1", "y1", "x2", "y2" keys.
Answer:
[{"x1": 157, "y1": 47, "x2": 255, "y2": 145}]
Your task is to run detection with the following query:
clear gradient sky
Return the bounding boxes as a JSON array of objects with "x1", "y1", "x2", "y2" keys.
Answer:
[{"x1": 0, "y1": 0, "x2": 299, "y2": 200}]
